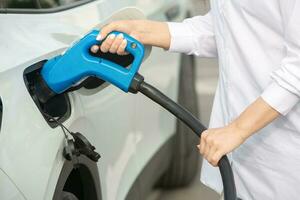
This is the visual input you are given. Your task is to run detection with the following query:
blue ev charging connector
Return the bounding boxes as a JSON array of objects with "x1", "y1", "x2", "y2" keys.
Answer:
[
  {"x1": 36, "y1": 30, "x2": 144, "y2": 103},
  {"x1": 35, "y1": 30, "x2": 237, "y2": 200}
]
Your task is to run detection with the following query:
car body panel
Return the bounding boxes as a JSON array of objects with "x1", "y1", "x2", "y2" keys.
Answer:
[
  {"x1": 0, "y1": 64, "x2": 83, "y2": 200},
  {"x1": 0, "y1": 0, "x2": 188, "y2": 199},
  {"x1": 0, "y1": 169, "x2": 26, "y2": 200}
]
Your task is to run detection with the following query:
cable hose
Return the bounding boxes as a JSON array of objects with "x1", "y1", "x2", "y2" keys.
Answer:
[{"x1": 138, "y1": 81, "x2": 237, "y2": 200}]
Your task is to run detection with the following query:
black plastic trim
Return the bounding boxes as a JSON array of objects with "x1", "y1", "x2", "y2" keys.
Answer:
[{"x1": 53, "y1": 155, "x2": 102, "y2": 200}]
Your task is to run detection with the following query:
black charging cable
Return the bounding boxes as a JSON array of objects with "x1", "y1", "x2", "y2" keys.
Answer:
[{"x1": 130, "y1": 74, "x2": 237, "y2": 200}]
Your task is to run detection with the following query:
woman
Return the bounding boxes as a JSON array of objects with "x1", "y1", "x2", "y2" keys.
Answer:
[{"x1": 91, "y1": 1, "x2": 300, "y2": 199}]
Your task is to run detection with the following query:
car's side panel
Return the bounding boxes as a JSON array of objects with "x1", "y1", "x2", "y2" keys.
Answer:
[
  {"x1": 0, "y1": 2, "x2": 141, "y2": 200},
  {"x1": 0, "y1": 169, "x2": 26, "y2": 200},
  {"x1": 0, "y1": 65, "x2": 83, "y2": 200},
  {"x1": 0, "y1": 1, "x2": 188, "y2": 200},
  {"x1": 78, "y1": 86, "x2": 140, "y2": 200}
]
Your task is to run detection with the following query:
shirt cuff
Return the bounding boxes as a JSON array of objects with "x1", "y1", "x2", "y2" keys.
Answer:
[
  {"x1": 261, "y1": 82, "x2": 299, "y2": 115},
  {"x1": 167, "y1": 22, "x2": 195, "y2": 54}
]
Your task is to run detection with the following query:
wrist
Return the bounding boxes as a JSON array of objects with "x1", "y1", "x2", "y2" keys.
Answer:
[
  {"x1": 141, "y1": 21, "x2": 171, "y2": 49},
  {"x1": 228, "y1": 121, "x2": 252, "y2": 141}
]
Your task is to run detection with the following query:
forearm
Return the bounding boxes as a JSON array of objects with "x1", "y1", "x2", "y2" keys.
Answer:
[
  {"x1": 138, "y1": 21, "x2": 171, "y2": 49},
  {"x1": 230, "y1": 97, "x2": 280, "y2": 140}
]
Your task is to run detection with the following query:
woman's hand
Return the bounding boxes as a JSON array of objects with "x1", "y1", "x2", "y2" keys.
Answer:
[
  {"x1": 90, "y1": 20, "x2": 171, "y2": 55},
  {"x1": 198, "y1": 123, "x2": 248, "y2": 166},
  {"x1": 198, "y1": 97, "x2": 280, "y2": 167}
]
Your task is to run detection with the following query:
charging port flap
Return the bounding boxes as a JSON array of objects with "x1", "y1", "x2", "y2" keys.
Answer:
[{"x1": 24, "y1": 60, "x2": 71, "y2": 128}]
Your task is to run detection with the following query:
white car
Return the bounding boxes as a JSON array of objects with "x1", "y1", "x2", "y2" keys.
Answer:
[{"x1": 0, "y1": 1, "x2": 199, "y2": 200}]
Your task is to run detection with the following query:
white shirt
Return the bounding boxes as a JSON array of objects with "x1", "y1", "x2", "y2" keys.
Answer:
[{"x1": 168, "y1": 0, "x2": 300, "y2": 199}]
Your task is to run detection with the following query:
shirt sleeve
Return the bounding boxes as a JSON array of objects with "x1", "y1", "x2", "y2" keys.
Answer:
[
  {"x1": 261, "y1": 1, "x2": 300, "y2": 115},
  {"x1": 167, "y1": 11, "x2": 217, "y2": 57}
]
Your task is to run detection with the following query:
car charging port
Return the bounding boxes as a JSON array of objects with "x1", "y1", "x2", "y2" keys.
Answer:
[
  {"x1": 24, "y1": 60, "x2": 71, "y2": 128},
  {"x1": 23, "y1": 52, "x2": 133, "y2": 128}
]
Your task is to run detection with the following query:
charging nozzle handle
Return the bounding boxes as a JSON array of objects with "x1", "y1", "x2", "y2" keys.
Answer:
[
  {"x1": 80, "y1": 30, "x2": 145, "y2": 92},
  {"x1": 131, "y1": 76, "x2": 237, "y2": 200},
  {"x1": 41, "y1": 30, "x2": 145, "y2": 94}
]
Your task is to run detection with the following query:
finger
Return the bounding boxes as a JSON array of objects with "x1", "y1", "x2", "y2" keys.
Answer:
[
  {"x1": 109, "y1": 33, "x2": 124, "y2": 54},
  {"x1": 203, "y1": 144, "x2": 211, "y2": 160},
  {"x1": 119, "y1": 51, "x2": 130, "y2": 56},
  {"x1": 211, "y1": 151, "x2": 224, "y2": 167},
  {"x1": 199, "y1": 139, "x2": 206, "y2": 155},
  {"x1": 97, "y1": 22, "x2": 119, "y2": 41},
  {"x1": 207, "y1": 146, "x2": 218, "y2": 166},
  {"x1": 200, "y1": 131, "x2": 208, "y2": 155},
  {"x1": 90, "y1": 45, "x2": 99, "y2": 53},
  {"x1": 100, "y1": 34, "x2": 116, "y2": 53},
  {"x1": 117, "y1": 39, "x2": 128, "y2": 55}
]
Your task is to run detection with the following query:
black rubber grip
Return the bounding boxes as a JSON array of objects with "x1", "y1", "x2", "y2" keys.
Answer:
[{"x1": 137, "y1": 81, "x2": 237, "y2": 200}]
